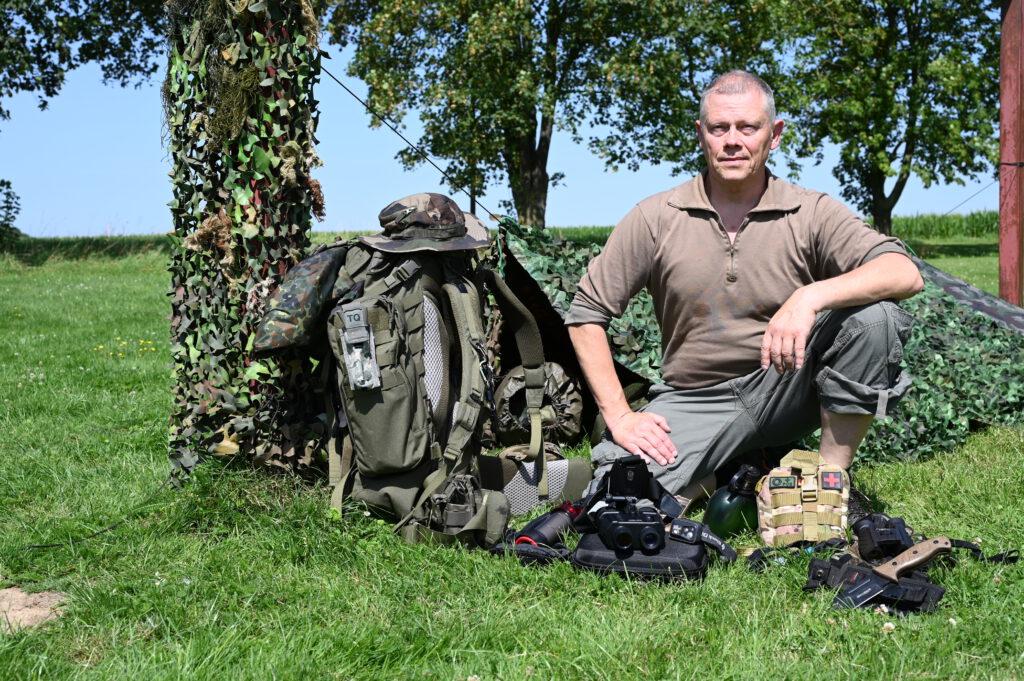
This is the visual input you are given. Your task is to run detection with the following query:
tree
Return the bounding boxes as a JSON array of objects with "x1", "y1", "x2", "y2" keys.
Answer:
[
  {"x1": 326, "y1": 0, "x2": 785, "y2": 229},
  {"x1": 0, "y1": 1, "x2": 165, "y2": 125},
  {"x1": 786, "y1": 0, "x2": 1000, "y2": 235},
  {"x1": 0, "y1": 179, "x2": 20, "y2": 252},
  {"x1": 0, "y1": 1, "x2": 165, "y2": 244}
]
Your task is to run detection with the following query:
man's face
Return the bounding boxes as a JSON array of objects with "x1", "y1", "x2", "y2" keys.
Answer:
[{"x1": 696, "y1": 89, "x2": 783, "y2": 190}]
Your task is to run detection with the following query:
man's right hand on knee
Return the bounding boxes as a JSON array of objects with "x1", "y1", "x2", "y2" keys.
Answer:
[
  {"x1": 568, "y1": 322, "x2": 677, "y2": 467},
  {"x1": 608, "y1": 411, "x2": 677, "y2": 467}
]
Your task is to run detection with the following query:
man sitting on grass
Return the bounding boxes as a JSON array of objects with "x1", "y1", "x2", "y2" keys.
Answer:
[{"x1": 566, "y1": 70, "x2": 923, "y2": 513}]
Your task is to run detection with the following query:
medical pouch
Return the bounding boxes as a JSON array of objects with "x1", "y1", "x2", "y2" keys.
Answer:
[{"x1": 757, "y1": 449, "x2": 850, "y2": 547}]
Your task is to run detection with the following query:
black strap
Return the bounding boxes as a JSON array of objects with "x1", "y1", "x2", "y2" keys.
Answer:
[
  {"x1": 747, "y1": 538, "x2": 849, "y2": 573},
  {"x1": 667, "y1": 518, "x2": 737, "y2": 563},
  {"x1": 951, "y1": 539, "x2": 1020, "y2": 564},
  {"x1": 489, "y1": 540, "x2": 571, "y2": 566}
]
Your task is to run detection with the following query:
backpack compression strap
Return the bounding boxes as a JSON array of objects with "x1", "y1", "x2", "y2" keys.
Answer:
[
  {"x1": 394, "y1": 276, "x2": 492, "y2": 541},
  {"x1": 477, "y1": 267, "x2": 549, "y2": 498}
]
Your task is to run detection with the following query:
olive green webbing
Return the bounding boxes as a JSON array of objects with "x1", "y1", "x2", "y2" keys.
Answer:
[
  {"x1": 393, "y1": 278, "x2": 488, "y2": 539},
  {"x1": 397, "y1": 489, "x2": 507, "y2": 547},
  {"x1": 440, "y1": 280, "x2": 486, "y2": 464},
  {"x1": 478, "y1": 267, "x2": 549, "y2": 497}
]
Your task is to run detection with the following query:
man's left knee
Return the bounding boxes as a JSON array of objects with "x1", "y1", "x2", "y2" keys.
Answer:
[
  {"x1": 821, "y1": 301, "x2": 913, "y2": 364},
  {"x1": 815, "y1": 301, "x2": 914, "y2": 417}
]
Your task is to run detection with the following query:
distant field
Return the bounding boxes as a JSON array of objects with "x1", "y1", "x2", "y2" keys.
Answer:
[{"x1": 902, "y1": 236, "x2": 1000, "y2": 295}]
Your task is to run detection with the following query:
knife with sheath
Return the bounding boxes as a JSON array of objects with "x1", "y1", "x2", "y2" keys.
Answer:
[{"x1": 833, "y1": 536, "x2": 953, "y2": 609}]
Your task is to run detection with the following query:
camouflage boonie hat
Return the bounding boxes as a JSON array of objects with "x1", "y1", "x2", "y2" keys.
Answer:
[{"x1": 360, "y1": 192, "x2": 490, "y2": 253}]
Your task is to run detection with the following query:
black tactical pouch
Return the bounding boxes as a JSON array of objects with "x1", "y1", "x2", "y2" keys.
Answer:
[
  {"x1": 805, "y1": 554, "x2": 945, "y2": 613},
  {"x1": 570, "y1": 518, "x2": 737, "y2": 581},
  {"x1": 852, "y1": 513, "x2": 915, "y2": 561}
]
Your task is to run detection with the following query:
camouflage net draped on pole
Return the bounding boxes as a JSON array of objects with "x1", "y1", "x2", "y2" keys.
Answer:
[{"x1": 164, "y1": 0, "x2": 325, "y2": 476}]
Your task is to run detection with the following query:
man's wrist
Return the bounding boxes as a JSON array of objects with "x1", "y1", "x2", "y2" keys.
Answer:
[
  {"x1": 603, "y1": 408, "x2": 632, "y2": 430},
  {"x1": 794, "y1": 282, "x2": 828, "y2": 313}
]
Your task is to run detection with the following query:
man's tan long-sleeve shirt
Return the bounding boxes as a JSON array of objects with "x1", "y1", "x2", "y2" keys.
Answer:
[{"x1": 565, "y1": 172, "x2": 908, "y2": 389}]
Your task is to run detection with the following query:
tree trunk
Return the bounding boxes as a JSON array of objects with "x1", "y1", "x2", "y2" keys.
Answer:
[
  {"x1": 866, "y1": 167, "x2": 900, "y2": 236},
  {"x1": 872, "y1": 204, "x2": 894, "y2": 236},
  {"x1": 164, "y1": 0, "x2": 324, "y2": 476},
  {"x1": 505, "y1": 110, "x2": 553, "y2": 229}
]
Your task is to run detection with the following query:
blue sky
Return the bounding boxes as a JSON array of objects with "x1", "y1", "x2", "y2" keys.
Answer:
[{"x1": 0, "y1": 46, "x2": 999, "y2": 238}]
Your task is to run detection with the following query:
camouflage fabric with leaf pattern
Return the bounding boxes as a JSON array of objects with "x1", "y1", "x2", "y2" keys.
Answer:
[
  {"x1": 251, "y1": 243, "x2": 356, "y2": 353},
  {"x1": 165, "y1": 0, "x2": 325, "y2": 475},
  {"x1": 503, "y1": 224, "x2": 662, "y2": 383}
]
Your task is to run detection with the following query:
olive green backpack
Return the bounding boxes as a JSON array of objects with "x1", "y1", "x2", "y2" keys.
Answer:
[{"x1": 320, "y1": 240, "x2": 584, "y2": 547}]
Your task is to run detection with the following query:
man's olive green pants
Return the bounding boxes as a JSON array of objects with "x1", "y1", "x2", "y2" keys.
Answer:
[{"x1": 590, "y1": 301, "x2": 914, "y2": 495}]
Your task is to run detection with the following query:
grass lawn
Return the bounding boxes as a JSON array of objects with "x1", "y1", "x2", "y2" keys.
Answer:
[
  {"x1": 0, "y1": 237, "x2": 1020, "y2": 679},
  {"x1": 902, "y1": 236, "x2": 1001, "y2": 296}
]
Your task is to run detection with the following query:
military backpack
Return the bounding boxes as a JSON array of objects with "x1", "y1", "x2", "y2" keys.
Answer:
[{"x1": 254, "y1": 193, "x2": 587, "y2": 547}]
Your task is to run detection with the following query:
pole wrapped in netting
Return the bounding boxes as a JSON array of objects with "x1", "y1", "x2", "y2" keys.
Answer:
[{"x1": 164, "y1": 0, "x2": 324, "y2": 476}]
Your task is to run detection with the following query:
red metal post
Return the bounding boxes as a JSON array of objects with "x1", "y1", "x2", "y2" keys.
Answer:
[{"x1": 1000, "y1": 0, "x2": 1024, "y2": 305}]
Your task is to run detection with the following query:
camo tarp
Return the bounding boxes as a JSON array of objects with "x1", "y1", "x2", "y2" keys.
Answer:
[{"x1": 911, "y1": 256, "x2": 1024, "y2": 335}]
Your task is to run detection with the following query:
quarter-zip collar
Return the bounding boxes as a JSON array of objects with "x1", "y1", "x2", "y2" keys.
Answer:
[{"x1": 666, "y1": 169, "x2": 802, "y2": 216}]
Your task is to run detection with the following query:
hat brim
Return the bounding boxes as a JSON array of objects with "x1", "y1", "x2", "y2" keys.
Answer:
[{"x1": 360, "y1": 212, "x2": 490, "y2": 253}]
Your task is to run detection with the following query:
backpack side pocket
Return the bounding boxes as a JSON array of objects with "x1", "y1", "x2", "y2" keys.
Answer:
[{"x1": 328, "y1": 296, "x2": 429, "y2": 477}]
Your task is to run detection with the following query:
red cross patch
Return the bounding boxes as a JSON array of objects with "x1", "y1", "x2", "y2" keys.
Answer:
[{"x1": 820, "y1": 471, "x2": 843, "y2": 490}]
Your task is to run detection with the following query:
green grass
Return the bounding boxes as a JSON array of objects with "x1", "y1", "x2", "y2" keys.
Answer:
[
  {"x1": 902, "y1": 236, "x2": 1001, "y2": 296},
  {"x1": 1, "y1": 252, "x2": 1023, "y2": 680}
]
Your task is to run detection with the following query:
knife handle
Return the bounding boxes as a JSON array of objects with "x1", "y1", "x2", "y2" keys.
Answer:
[{"x1": 874, "y1": 536, "x2": 952, "y2": 582}]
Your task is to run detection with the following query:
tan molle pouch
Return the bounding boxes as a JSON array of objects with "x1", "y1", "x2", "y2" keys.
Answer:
[{"x1": 756, "y1": 449, "x2": 850, "y2": 547}]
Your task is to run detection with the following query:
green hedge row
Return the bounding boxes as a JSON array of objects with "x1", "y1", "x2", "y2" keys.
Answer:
[
  {"x1": 888, "y1": 210, "x2": 998, "y2": 240},
  {"x1": 5, "y1": 233, "x2": 173, "y2": 265}
]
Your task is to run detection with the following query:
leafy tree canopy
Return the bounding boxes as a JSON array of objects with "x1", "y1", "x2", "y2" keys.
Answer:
[
  {"x1": 0, "y1": 1, "x2": 165, "y2": 127},
  {"x1": 785, "y1": 0, "x2": 1000, "y2": 234},
  {"x1": 0, "y1": 0, "x2": 164, "y2": 246},
  {"x1": 326, "y1": 0, "x2": 785, "y2": 228}
]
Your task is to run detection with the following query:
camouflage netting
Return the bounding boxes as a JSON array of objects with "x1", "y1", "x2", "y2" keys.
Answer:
[
  {"x1": 165, "y1": 0, "x2": 324, "y2": 475},
  {"x1": 504, "y1": 227, "x2": 662, "y2": 383},
  {"x1": 507, "y1": 225, "x2": 1024, "y2": 464}
]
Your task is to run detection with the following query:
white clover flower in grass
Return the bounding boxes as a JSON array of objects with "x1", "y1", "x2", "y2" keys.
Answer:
[{"x1": 882, "y1": 622, "x2": 895, "y2": 633}]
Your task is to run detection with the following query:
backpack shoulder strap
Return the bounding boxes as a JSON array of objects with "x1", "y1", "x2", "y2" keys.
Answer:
[
  {"x1": 477, "y1": 266, "x2": 550, "y2": 497},
  {"x1": 440, "y1": 277, "x2": 487, "y2": 464}
]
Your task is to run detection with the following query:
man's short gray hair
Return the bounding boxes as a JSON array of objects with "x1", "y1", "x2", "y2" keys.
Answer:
[{"x1": 699, "y1": 70, "x2": 777, "y2": 124}]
